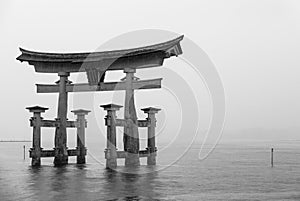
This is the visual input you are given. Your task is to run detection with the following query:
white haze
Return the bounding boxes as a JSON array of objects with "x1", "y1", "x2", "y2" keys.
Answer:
[{"x1": 0, "y1": 0, "x2": 300, "y2": 144}]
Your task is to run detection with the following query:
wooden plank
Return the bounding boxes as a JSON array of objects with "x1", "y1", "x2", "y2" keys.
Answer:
[
  {"x1": 68, "y1": 149, "x2": 79, "y2": 156},
  {"x1": 66, "y1": 121, "x2": 77, "y2": 128},
  {"x1": 36, "y1": 78, "x2": 162, "y2": 93},
  {"x1": 133, "y1": 78, "x2": 162, "y2": 90},
  {"x1": 116, "y1": 119, "x2": 149, "y2": 127},
  {"x1": 116, "y1": 151, "x2": 126, "y2": 158},
  {"x1": 23, "y1": 51, "x2": 166, "y2": 73},
  {"x1": 115, "y1": 119, "x2": 127, "y2": 127},
  {"x1": 40, "y1": 120, "x2": 59, "y2": 127},
  {"x1": 116, "y1": 150, "x2": 151, "y2": 158},
  {"x1": 29, "y1": 149, "x2": 81, "y2": 158},
  {"x1": 31, "y1": 120, "x2": 77, "y2": 128},
  {"x1": 139, "y1": 150, "x2": 151, "y2": 157},
  {"x1": 138, "y1": 120, "x2": 149, "y2": 127}
]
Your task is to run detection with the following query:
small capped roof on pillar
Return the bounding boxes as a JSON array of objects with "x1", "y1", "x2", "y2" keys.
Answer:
[
  {"x1": 141, "y1": 107, "x2": 161, "y2": 113},
  {"x1": 26, "y1": 106, "x2": 49, "y2": 112},
  {"x1": 100, "y1": 103, "x2": 123, "y2": 110},
  {"x1": 16, "y1": 35, "x2": 184, "y2": 73},
  {"x1": 71, "y1": 109, "x2": 91, "y2": 115}
]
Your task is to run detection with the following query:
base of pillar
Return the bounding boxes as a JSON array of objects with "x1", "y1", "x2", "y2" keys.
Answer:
[
  {"x1": 31, "y1": 158, "x2": 41, "y2": 166},
  {"x1": 53, "y1": 156, "x2": 68, "y2": 166},
  {"x1": 77, "y1": 156, "x2": 86, "y2": 164},
  {"x1": 147, "y1": 155, "x2": 156, "y2": 165},
  {"x1": 53, "y1": 147, "x2": 68, "y2": 166},
  {"x1": 125, "y1": 152, "x2": 140, "y2": 167},
  {"x1": 106, "y1": 159, "x2": 117, "y2": 169}
]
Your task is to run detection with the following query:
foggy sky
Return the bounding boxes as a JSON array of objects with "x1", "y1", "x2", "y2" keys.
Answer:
[{"x1": 0, "y1": 0, "x2": 300, "y2": 143}]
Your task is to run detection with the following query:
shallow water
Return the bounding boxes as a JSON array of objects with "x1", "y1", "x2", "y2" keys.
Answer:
[{"x1": 0, "y1": 141, "x2": 299, "y2": 200}]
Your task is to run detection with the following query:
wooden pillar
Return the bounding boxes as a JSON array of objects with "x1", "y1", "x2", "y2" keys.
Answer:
[
  {"x1": 26, "y1": 106, "x2": 48, "y2": 166},
  {"x1": 123, "y1": 68, "x2": 140, "y2": 167},
  {"x1": 271, "y1": 148, "x2": 274, "y2": 167},
  {"x1": 54, "y1": 72, "x2": 70, "y2": 166},
  {"x1": 71, "y1": 109, "x2": 90, "y2": 164},
  {"x1": 141, "y1": 107, "x2": 161, "y2": 165},
  {"x1": 101, "y1": 104, "x2": 122, "y2": 169}
]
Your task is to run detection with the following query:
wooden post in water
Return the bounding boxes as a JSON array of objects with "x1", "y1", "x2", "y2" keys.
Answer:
[
  {"x1": 123, "y1": 68, "x2": 140, "y2": 167},
  {"x1": 141, "y1": 107, "x2": 161, "y2": 165},
  {"x1": 71, "y1": 109, "x2": 90, "y2": 164},
  {"x1": 54, "y1": 72, "x2": 70, "y2": 166},
  {"x1": 23, "y1": 145, "x2": 25, "y2": 160},
  {"x1": 271, "y1": 148, "x2": 274, "y2": 167},
  {"x1": 101, "y1": 104, "x2": 122, "y2": 169},
  {"x1": 26, "y1": 106, "x2": 48, "y2": 166}
]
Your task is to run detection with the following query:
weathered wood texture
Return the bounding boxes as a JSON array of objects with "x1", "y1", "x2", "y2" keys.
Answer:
[
  {"x1": 20, "y1": 52, "x2": 165, "y2": 73},
  {"x1": 101, "y1": 104, "x2": 122, "y2": 169},
  {"x1": 21, "y1": 36, "x2": 182, "y2": 167},
  {"x1": 105, "y1": 150, "x2": 154, "y2": 159},
  {"x1": 72, "y1": 109, "x2": 90, "y2": 164},
  {"x1": 29, "y1": 149, "x2": 85, "y2": 158},
  {"x1": 101, "y1": 105, "x2": 161, "y2": 166},
  {"x1": 36, "y1": 78, "x2": 162, "y2": 93},
  {"x1": 30, "y1": 119, "x2": 77, "y2": 128},
  {"x1": 27, "y1": 107, "x2": 90, "y2": 166},
  {"x1": 16, "y1": 35, "x2": 184, "y2": 74},
  {"x1": 124, "y1": 69, "x2": 140, "y2": 166},
  {"x1": 26, "y1": 106, "x2": 48, "y2": 166},
  {"x1": 115, "y1": 119, "x2": 149, "y2": 127},
  {"x1": 105, "y1": 110, "x2": 117, "y2": 169},
  {"x1": 142, "y1": 107, "x2": 161, "y2": 165},
  {"x1": 54, "y1": 72, "x2": 69, "y2": 166}
]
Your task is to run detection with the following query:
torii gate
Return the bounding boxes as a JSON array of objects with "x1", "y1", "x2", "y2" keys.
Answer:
[{"x1": 17, "y1": 35, "x2": 184, "y2": 167}]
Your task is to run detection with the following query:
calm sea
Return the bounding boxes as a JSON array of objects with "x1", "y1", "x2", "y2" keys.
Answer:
[{"x1": 0, "y1": 141, "x2": 299, "y2": 201}]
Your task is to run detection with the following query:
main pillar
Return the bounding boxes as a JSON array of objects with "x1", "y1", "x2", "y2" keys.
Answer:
[
  {"x1": 141, "y1": 107, "x2": 161, "y2": 165},
  {"x1": 123, "y1": 68, "x2": 140, "y2": 166},
  {"x1": 54, "y1": 72, "x2": 70, "y2": 166},
  {"x1": 101, "y1": 104, "x2": 122, "y2": 169},
  {"x1": 26, "y1": 106, "x2": 48, "y2": 166},
  {"x1": 71, "y1": 109, "x2": 90, "y2": 164}
]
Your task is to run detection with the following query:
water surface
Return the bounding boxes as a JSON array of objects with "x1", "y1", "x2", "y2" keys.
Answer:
[{"x1": 0, "y1": 141, "x2": 299, "y2": 200}]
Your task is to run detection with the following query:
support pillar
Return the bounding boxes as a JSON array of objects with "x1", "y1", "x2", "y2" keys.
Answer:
[
  {"x1": 101, "y1": 104, "x2": 122, "y2": 169},
  {"x1": 123, "y1": 68, "x2": 140, "y2": 167},
  {"x1": 26, "y1": 106, "x2": 48, "y2": 166},
  {"x1": 71, "y1": 109, "x2": 90, "y2": 164},
  {"x1": 141, "y1": 107, "x2": 161, "y2": 165},
  {"x1": 54, "y1": 72, "x2": 70, "y2": 166}
]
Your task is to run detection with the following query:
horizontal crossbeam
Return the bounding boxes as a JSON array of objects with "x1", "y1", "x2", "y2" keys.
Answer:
[
  {"x1": 137, "y1": 120, "x2": 149, "y2": 127},
  {"x1": 30, "y1": 119, "x2": 78, "y2": 128},
  {"x1": 113, "y1": 119, "x2": 149, "y2": 127},
  {"x1": 36, "y1": 78, "x2": 162, "y2": 93},
  {"x1": 115, "y1": 150, "x2": 156, "y2": 158},
  {"x1": 29, "y1": 148, "x2": 86, "y2": 158}
]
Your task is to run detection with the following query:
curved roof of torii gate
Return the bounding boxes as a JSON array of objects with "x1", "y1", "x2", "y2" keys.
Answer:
[{"x1": 16, "y1": 35, "x2": 184, "y2": 73}]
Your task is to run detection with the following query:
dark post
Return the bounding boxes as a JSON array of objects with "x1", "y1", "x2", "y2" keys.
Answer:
[
  {"x1": 271, "y1": 148, "x2": 274, "y2": 167},
  {"x1": 141, "y1": 107, "x2": 161, "y2": 165},
  {"x1": 71, "y1": 109, "x2": 91, "y2": 164},
  {"x1": 23, "y1": 145, "x2": 25, "y2": 160},
  {"x1": 26, "y1": 106, "x2": 48, "y2": 166},
  {"x1": 54, "y1": 72, "x2": 70, "y2": 166},
  {"x1": 123, "y1": 68, "x2": 140, "y2": 167},
  {"x1": 101, "y1": 104, "x2": 122, "y2": 169}
]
